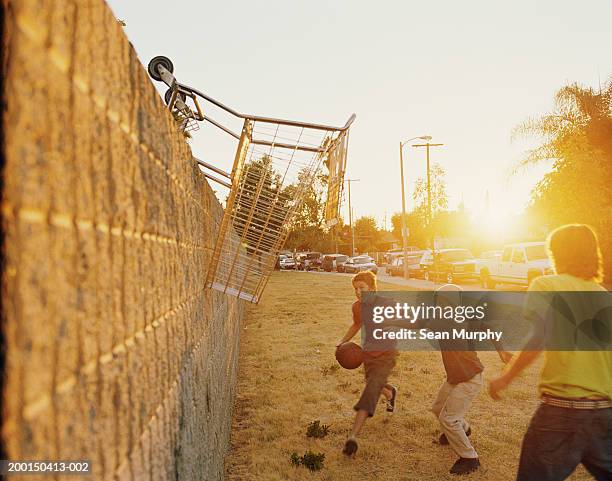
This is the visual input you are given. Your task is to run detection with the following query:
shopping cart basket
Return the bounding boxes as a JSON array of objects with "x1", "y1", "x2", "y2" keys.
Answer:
[{"x1": 148, "y1": 56, "x2": 355, "y2": 303}]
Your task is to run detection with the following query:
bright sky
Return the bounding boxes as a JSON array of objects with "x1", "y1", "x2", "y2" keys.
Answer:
[{"x1": 108, "y1": 0, "x2": 611, "y2": 230}]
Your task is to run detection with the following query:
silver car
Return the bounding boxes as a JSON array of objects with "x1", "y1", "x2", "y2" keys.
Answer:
[{"x1": 343, "y1": 256, "x2": 378, "y2": 274}]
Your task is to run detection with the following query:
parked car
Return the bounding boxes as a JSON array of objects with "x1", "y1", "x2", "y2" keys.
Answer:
[
  {"x1": 294, "y1": 253, "x2": 306, "y2": 270},
  {"x1": 481, "y1": 249, "x2": 503, "y2": 259},
  {"x1": 387, "y1": 256, "x2": 404, "y2": 277},
  {"x1": 388, "y1": 251, "x2": 427, "y2": 278},
  {"x1": 296, "y1": 252, "x2": 322, "y2": 271},
  {"x1": 407, "y1": 250, "x2": 428, "y2": 278},
  {"x1": 420, "y1": 248, "x2": 476, "y2": 284},
  {"x1": 343, "y1": 256, "x2": 378, "y2": 274},
  {"x1": 479, "y1": 242, "x2": 552, "y2": 288},
  {"x1": 384, "y1": 246, "x2": 419, "y2": 265},
  {"x1": 279, "y1": 255, "x2": 296, "y2": 270},
  {"x1": 294, "y1": 252, "x2": 306, "y2": 270},
  {"x1": 336, "y1": 255, "x2": 351, "y2": 273},
  {"x1": 322, "y1": 254, "x2": 349, "y2": 272},
  {"x1": 473, "y1": 250, "x2": 503, "y2": 280},
  {"x1": 337, "y1": 255, "x2": 372, "y2": 273}
]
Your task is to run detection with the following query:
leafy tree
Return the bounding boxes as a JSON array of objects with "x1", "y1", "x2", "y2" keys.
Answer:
[
  {"x1": 232, "y1": 155, "x2": 285, "y2": 255},
  {"x1": 354, "y1": 216, "x2": 380, "y2": 253},
  {"x1": 434, "y1": 209, "x2": 471, "y2": 240},
  {"x1": 514, "y1": 80, "x2": 612, "y2": 281},
  {"x1": 274, "y1": 134, "x2": 348, "y2": 253},
  {"x1": 513, "y1": 82, "x2": 612, "y2": 169},
  {"x1": 283, "y1": 167, "x2": 328, "y2": 251},
  {"x1": 288, "y1": 168, "x2": 326, "y2": 230},
  {"x1": 332, "y1": 221, "x2": 354, "y2": 255},
  {"x1": 413, "y1": 162, "x2": 448, "y2": 217},
  {"x1": 283, "y1": 157, "x2": 340, "y2": 252},
  {"x1": 391, "y1": 211, "x2": 427, "y2": 249},
  {"x1": 390, "y1": 163, "x2": 449, "y2": 249}
]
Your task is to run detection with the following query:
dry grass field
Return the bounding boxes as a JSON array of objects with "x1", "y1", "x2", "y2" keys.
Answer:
[{"x1": 225, "y1": 271, "x2": 591, "y2": 481}]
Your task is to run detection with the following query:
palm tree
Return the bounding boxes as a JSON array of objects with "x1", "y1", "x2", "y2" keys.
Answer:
[
  {"x1": 513, "y1": 81, "x2": 612, "y2": 168},
  {"x1": 513, "y1": 79, "x2": 612, "y2": 281}
]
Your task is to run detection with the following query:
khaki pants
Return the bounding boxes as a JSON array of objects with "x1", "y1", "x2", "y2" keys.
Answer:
[{"x1": 431, "y1": 372, "x2": 483, "y2": 459}]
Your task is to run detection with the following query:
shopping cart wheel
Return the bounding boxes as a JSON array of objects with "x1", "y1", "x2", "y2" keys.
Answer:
[
  {"x1": 148, "y1": 56, "x2": 174, "y2": 81},
  {"x1": 164, "y1": 88, "x2": 186, "y2": 106}
]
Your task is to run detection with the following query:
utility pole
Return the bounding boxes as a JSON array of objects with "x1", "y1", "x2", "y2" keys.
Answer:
[
  {"x1": 412, "y1": 142, "x2": 443, "y2": 260},
  {"x1": 399, "y1": 135, "x2": 431, "y2": 279},
  {"x1": 334, "y1": 226, "x2": 339, "y2": 253},
  {"x1": 346, "y1": 179, "x2": 360, "y2": 256},
  {"x1": 399, "y1": 142, "x2": 409, "y2": 278}
]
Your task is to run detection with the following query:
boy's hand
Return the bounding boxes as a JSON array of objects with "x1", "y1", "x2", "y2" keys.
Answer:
[
  {"x1": 489, "y1": 374, "x2": 512, "y2": 400},
  {"x1": 498, "y1": 351, "x2": 513, "y2": 364}
]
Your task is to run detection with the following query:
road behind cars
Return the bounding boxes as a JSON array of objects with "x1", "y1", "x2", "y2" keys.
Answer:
[{"x1": 278, "y1": 263, "x2": 527, "y2": 292}]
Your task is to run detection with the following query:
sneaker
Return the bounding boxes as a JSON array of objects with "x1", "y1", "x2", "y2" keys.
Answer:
[
  {"x1": 343, "y1": 437, "x2": 358, "y2": 456},
  {"x1": 386, "y1": 386, "x2": 398, "y2": 413},
  {"x1": 439, "y1": 427, "x2": 471, "y2": 445},
  {"x1": 450, "y1": 457, "x2": 480, "y2": 475}
]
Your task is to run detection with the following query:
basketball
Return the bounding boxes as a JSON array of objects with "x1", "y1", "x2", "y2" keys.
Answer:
[{"x1": 335, "y1": 342, "x2": 364, "y2": 369}]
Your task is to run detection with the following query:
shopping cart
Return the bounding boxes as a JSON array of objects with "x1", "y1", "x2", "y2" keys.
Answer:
[{"x1": 148, "y1": 56, "x2": 355, "y2": 303}]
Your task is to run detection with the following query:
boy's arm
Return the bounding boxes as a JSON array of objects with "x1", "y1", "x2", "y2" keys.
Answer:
[
  {"x1": 337, "y1": 322, "x2": 361, "y2": 346},
  {"x1": 485, "y1": 321, "x2": 512, "y2": 363},
  {"x1": 489, "y1": 283, "x2": 551, "y2": 399},
  {"x1": 488, "y1": 332, "x2": 543, "y2": 400},
  {"x1": 489, "y1": 350, "x2": 542, "y2": 399},
  {"x1": 491, "y1": 339, "x2": 513, "y2": 364}
]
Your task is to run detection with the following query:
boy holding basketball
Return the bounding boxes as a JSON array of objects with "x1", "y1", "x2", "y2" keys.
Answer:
[{"x1": 336, "y1": 270, "x2": 397, "y2": 456}]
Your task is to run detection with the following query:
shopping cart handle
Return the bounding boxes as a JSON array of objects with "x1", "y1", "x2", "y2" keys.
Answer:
[
  {"x1": 149, "y1": 55, "x2": 356, "y2": 133},
  {"x1": 342, "y1": 113, "x2": 357, "y2": 131},
  {"x1": 179, "y1": 82, "x2": 356, "y2": 133}
]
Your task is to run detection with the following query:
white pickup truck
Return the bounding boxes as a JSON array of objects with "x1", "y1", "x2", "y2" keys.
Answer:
[{"x1": 479, "y1": 242, "x2": 553, "y2": 288}]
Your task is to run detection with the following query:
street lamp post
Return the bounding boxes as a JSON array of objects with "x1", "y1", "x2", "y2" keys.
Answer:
[
  {"x1": 399, "y1": 135, "x2": 431, "y2": 279},
  {"x1": 345, "y1": 179, "x2": 360, "y2": 257},
  {"x1": 412, "y1": 142, "x2": 444, "y2": 261}
]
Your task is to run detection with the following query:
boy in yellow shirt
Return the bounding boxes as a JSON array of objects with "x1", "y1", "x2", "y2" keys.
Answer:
[{"x1": 489, "y1": 224, "x2": 612, "y2": 481}]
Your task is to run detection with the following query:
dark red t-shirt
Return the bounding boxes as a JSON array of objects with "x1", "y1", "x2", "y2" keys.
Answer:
[
  {"x1": 352, "y1": 299, "x2": 396, "y2": 359},
  {"x1": 421, "y1": 317, "x2": 484, "y2": 384}
]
